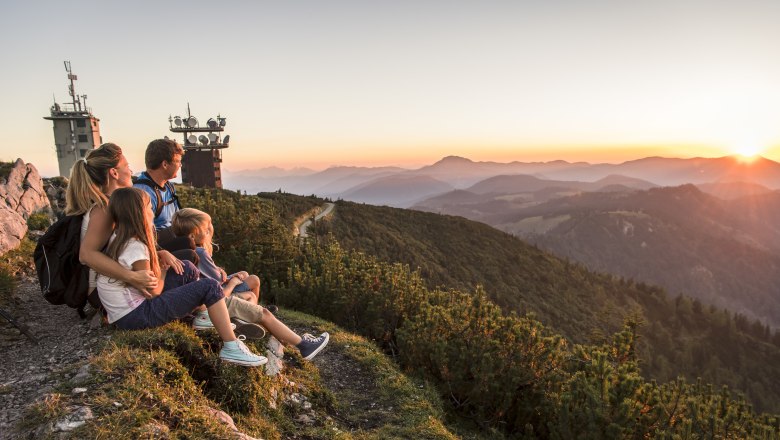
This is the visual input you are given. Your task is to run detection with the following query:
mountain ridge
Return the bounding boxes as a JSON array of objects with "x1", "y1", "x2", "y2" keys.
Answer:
[{"x1": 223, "y1": 155, "x2": 780, "y2": 207}]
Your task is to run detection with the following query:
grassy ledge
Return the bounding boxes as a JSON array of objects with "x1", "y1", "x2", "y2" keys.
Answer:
[{"x1": 15, "y1": 314, "x2": 457, "y2": 439}]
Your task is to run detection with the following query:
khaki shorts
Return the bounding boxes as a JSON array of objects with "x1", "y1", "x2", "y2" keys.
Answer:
[{"x1": 225, "y1": 296, "x2": 266, "y2": 323}]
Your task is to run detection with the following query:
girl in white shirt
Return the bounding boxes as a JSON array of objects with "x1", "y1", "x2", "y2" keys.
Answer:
[{"x1": 97, "y1": 188, "x2": 266, "y2": 367}]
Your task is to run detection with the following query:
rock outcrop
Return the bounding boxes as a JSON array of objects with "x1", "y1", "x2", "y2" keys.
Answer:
[{"x1": 0, "y1": 159, "x2": 51, "y2": 255}]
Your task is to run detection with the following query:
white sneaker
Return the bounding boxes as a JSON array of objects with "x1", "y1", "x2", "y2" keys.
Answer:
[{"x1": 219, "y1": 337, "x2": 268, "y2": 367}]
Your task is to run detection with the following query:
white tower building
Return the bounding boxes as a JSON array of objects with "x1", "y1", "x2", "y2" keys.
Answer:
[{"x1": 43, "y1": 61, "x2": 102, "y2": 177}]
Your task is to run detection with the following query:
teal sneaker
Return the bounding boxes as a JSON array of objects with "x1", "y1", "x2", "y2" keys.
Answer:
[
  {"x1": 219, "y1": 337, "x2": 268, "y2": 367},
  {"x1": 297, "y1": 332, "x2": 330, "y2": 360},
  {"x1": 193, "y1": 312, "x2": 236, "y2": 331}
]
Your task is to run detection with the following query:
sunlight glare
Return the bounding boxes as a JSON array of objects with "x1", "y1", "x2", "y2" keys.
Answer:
[{"x1": 730, "y1": 145, "x2": 763, "y2": 162}]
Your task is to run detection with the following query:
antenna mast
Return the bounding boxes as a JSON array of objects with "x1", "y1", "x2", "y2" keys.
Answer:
[{"x1": 64, "y1": 60, "x2": 81, "y2": 112}]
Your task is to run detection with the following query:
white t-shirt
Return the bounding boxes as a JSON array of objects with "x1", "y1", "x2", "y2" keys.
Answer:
[{"x1": 96, "y1": 237, "x2": 150, "y2": 323}]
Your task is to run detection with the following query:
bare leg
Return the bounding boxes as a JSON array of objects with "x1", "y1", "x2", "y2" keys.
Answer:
[
  {"x1": 207, "y1": 299, "x2": 236, "y2": 342},
  {"x1": 247, "y1": 275, "x2": 261, "y2": 303},
  {"x1": 259, "y1": 312, "x2": 301, "y2": 346}
]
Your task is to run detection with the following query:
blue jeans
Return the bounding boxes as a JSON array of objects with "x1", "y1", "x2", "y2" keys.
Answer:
[{"x1": 114, "y1": 261, "x2": 224, "y2": 330}]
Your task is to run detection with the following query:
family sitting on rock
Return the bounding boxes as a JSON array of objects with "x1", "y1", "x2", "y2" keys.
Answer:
[{"x1": 66, "y1": 140, "x2": 329, "y2": 367}]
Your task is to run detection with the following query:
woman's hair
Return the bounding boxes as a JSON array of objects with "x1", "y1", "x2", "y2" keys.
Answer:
[
  {"x1": 172, "y1": 208, "x2": 213, "y2": 255},
  {"x1": 65, "y1": 143, "x2": 124, "y2": 215},
  {"x1": 105, "y1": 188, "x2": 160, "y2": 277}
]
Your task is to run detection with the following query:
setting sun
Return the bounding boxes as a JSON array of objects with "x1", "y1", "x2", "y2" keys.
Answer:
[{"x1": 730, "y1": 145, "x2": 763, "y2": 160}]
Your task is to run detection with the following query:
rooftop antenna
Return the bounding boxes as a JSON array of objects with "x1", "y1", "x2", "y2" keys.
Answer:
[{"x1": 64, "y1": 60, "x2": 81, "y2": 112}]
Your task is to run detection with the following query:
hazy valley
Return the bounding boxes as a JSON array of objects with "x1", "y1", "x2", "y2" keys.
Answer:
[{"x1": 226, "y1": 154, "x2": 780, "y2": 331}]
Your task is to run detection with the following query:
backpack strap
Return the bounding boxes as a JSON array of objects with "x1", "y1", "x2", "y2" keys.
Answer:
[
  {"x1": 165, "y1": 181, "x2": 181, "y2": 211},
  {"x1": 136, "y1": 177, "x2": 180, "y2": 217}
]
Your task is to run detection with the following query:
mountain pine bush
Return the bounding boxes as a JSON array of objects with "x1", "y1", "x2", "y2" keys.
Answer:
[{"x1": 281, "y1": 238, "x2": 780, "y2": 437}]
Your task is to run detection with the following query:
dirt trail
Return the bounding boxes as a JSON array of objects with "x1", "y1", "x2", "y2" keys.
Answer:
[{"x1": 0, "y1": 278, "x2": 108, "y2": 439}]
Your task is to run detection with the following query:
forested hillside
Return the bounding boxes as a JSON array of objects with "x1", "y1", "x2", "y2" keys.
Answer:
[
  {"x1": 169, "y1": 188, "x2": 780, "y2": 436},
  {"x1": 311, "y1": 198, "x2": 780, "y2": 413},
  {"x1": 487, "y1": 185, "x2": 780, "y2": 329}
]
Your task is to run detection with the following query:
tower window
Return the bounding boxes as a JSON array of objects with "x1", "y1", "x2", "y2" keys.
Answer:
[
  {"x1": 76, "y1": 119, "x2": 86, "y2": 127},
  {"x1": 78, "y1": 134, "x2": 88, "y2": 143}
]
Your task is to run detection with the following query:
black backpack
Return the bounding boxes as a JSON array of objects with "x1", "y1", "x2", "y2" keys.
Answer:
[{"x1": 33, "y1": 214, "x2": 97, "y2": 318}]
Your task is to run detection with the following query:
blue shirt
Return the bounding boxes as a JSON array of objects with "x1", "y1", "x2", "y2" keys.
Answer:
[
  {"x1": 134, "y1": 171, "x2": 178, "y2": 230},
  {"x1": 195, "y1": 247, "x2": 251, "y2": 293}
]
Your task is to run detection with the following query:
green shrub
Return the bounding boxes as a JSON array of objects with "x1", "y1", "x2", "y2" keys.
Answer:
[
  {"x1": 0, "y1": 161, "x2": 13, "y2": 180},
  {"x1": 177, "y1": 187, "x2": 299, "y2": 294},
  {"x1": 26, "y1": 212, "x2": 51, "y2": 231},
  {"x1": 282, "y1": 239, "x2": 780, "y2": 438}
]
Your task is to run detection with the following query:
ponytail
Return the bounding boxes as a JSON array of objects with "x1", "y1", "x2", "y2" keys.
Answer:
[
  {"x1": 64, "y1": 143, "x2": 123, "y2": 216},
  {"x1": 65, "y1": 159, "x2": 109, "y2": 215}
]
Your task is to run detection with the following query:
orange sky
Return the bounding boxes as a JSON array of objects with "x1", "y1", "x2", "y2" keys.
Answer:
[{"x1": 5, "y1": 2, "x2": 780, "y2": 176}]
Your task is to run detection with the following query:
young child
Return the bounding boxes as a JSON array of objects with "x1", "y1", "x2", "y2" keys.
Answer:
[
  {"x1": 97, "y1": 188, "x2": 267, "y2": 367},
  {"x1": 172, "y1": 208, "x2": 261, "y2": 305},
  {"x1": 171, "y1": 207, "x2": 329, "y2": 360}
]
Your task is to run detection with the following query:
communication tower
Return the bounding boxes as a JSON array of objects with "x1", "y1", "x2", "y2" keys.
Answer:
[
  {"x1": 44, "y1": 61, "x2": 102, "y2": 177},
  {"x1": 169, "y1": 105, "x2": 230, "y2": 189}
]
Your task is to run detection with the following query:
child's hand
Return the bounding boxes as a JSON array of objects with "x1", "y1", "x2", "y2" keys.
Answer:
[
  {"x1": 158, "y1": 250, "x2": 183, "y2": 275},
  {"x1": 227, "y1": 276, "x2": 243, "y2": 287},
  {"x1": 235, "y1": 271, "x2": 249, "y2": 280},
  {"x1": 219, "y1": 268, "x2": 228, "y2": 283}
]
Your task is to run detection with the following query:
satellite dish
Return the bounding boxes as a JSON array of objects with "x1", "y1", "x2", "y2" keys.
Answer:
[
  {"x1": 207, "y1": 118, "x2": 218, "y2": 129},
  {"x1": 223, "y1": 134, "x2": 230, "y2": 145},
  {"x1": 187, "y1": 134, "x2": 197, "y2": 145},
  {"x1": 219, "y1": 118, "x2": 226, "y2": 127},
  {"x1": 208, "y1": 133, "x2": 218, "y2": 143},
  {"x1": 186, "y1": 116, "x2": 198, "y2": 127},
  {"x1": 198, "y1": 135, "x2": 209, "y2": 145},
  {"x1": 174, "y1": 116, "x2": 182, "y2": 127}
]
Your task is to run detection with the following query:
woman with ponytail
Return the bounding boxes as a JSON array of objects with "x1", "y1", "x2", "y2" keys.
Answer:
[{"x1": 67, "y1": 143, "x2": 180, "y2": 297}]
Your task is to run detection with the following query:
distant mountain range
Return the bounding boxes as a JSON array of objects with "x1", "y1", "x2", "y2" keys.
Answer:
[
  {"x1": 417, "y1": 183, "x2": 780, "y2": 328},
  {"x1": 228, "y1": 155, "x2": 780, "y2": 331},
  {"x1": 223, "y1": 155, "x2": 780, "y2": 207}
]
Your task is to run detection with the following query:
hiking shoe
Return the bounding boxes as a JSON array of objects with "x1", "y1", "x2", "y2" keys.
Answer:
[
  {"x1": 219, "y1": 337, "x2": 268, "y2": 367},
  {"x1": 297, "y1": 332, "x2": 329, "y2": 360},
  {"x1": 234, "y1": 322, "x2": 267, "y2": 340},
  {"x1": 193, "y1": 313, "x2": 236, "y2": 331}
]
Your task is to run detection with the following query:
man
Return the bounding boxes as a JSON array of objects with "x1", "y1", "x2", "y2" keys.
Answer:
[
  {"x1": 135, "y1": 139, "x2": 277, "y2": 316},
  {"x1": 134, "y1": 139, "x2": 194, "y2": 261},
  {"x1": 134, "y1": 138, "x2": 183, "y2": 230}
]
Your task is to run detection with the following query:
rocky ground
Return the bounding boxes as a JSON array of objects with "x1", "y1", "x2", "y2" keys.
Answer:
[{"x1": 0, "y1": 277, "x2": 107, "y2": 439}]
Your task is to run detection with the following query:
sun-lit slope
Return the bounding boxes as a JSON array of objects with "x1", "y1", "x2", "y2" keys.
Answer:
[
  {"x1": 312, "y1": 198, "x2": 780, "y2": 412},
  {"x1": 488, "y1": 185, "x2": 780, "y2": 329}
]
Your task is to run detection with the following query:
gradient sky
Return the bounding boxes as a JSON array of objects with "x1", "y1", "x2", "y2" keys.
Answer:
[{"x1": 3, "y1": 0, "x2": 780, "y2": 177}]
